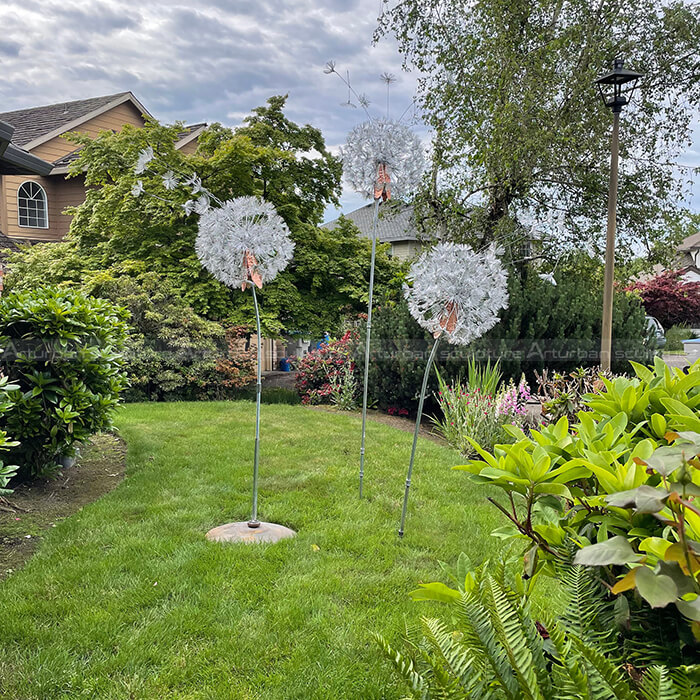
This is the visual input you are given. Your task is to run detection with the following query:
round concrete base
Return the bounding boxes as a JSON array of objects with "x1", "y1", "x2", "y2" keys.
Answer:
[{"x1": 206, "y1": 521, "x2": 297, "y2": 544}]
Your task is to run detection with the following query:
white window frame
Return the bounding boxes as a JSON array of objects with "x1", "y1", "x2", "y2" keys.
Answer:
[{"x1": 17, "y1": 181, "x2": 49, "y2": 230}]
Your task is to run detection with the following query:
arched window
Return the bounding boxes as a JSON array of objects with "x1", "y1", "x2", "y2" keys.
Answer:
[{"x1": 17, "y1": 181, "x2": 48, "y2": 229}]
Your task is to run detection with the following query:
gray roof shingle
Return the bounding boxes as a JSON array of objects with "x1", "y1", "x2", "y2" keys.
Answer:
[
  {"x1": 679, "y1": 232, "x2": 700, "y2": 252},
  {"x1": 0, "y1": 93, "x2": 131, "y2": 147},
  {"x1": 51, "y1": 149, "x2": 84, "y2": 169},
  {"x1": 176, "y1": 123, "x2": 207, "y2": 142},
  {"x1": 323, "y1": 202, "x2": 418, "y2": 242}
]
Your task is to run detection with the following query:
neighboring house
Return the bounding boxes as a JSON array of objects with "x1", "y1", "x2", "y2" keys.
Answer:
[
  {"x1": 0, "y1": 92, "x2": 206, "y2": 242},
  {"x1": 676, "y1": 233, "x2": 700, "y2": 283},
  {"x1": 323, "y1": 202, "x2": 422, "y2": 260},
  {"x1": 0, "y1": 120, "x2": 53, "y2": 259}
]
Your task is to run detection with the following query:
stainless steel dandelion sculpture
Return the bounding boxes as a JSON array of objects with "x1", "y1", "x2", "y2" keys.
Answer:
[
  {"x1": 132, "y1": 147, "x2": 296, "y2": 543},
  {"x1": 328, "y1": 61, "x2": 425, "y2": 498},
  {"x1": 399, "y1": 242, "x2": 509, "y2": 537},
  {"x1": 195, "y1": 196, "x2": 295, "y2": 542}
]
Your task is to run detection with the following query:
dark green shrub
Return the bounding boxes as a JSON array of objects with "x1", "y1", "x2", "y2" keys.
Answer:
[
  {"x1": 365, "y1": 257, "x2": 653, "y2": 412},
  {"x1": 487, "y1": 259, "x2": 653, "y2": 381},
  {"x1": 85, "y1": 272, "x2": 253, "y2": 402},
  {"x1": 235, "y1": 386, "x2": 302, "y2": 405},
  {"x1": 0, "y1": 287, "x2": 128, "y2": 479},
  {"x1": 666, "y1": 324, "x2": 698, "y2": 352},
  {"x1": 0, "y1": 376, "x2": 20, "y2": 493}
]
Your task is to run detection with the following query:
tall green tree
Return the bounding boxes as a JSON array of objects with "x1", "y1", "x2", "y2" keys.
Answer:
[
  {"x1": 377, "y1": 0, "x2": 700, "y2": 264},
  {"x1": 7, "y1": 98, "x2": 400, "y2": 337}
]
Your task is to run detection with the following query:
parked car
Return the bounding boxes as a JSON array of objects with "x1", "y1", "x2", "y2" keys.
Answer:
[{"x1": 646, "y1": 315, "x2": 666, "y2": 349}]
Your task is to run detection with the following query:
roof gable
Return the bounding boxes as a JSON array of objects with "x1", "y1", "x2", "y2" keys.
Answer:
[
  {"x1": 175, "y1": 123, "x2": 207, "y2": 151},
  {"x1": 324, "y1": 202, "x2": 419, "y2": 242},
  {"x1": 0, "y1": 92, "x2": 151, "y2": 150}
]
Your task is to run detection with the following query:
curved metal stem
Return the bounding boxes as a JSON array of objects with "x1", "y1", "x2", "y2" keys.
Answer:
[
  {"x1": 399, "y1": 336, "x2": 440, "y2": 537},
  {"x1": 359, "y1": 197, "x2": 381, "y2": 498},
  {"x1": 248, "y1": 285, "x2": 262, "y2": 527}
]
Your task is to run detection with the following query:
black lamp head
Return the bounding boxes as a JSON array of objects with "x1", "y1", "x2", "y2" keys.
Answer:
[{"x1": 595, "y1": 58, "x2": 643, "y2": 113}]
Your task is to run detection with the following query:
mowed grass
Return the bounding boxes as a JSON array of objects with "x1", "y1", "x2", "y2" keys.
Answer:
[{"x1": 0, "y1": 402, "x2": 504, "y2": 699}]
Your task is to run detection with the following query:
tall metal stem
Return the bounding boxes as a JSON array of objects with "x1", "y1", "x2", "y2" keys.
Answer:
[
  {"x1": 399, "y1": 336, "x2": 440, "y2": 537},
  {"x1": 359, "y1": 197, "x2": 381, "y2": 498},
  {"x1": 248, "y1": 284, "x2": 262, "y2": 527},
  {"x1": 600, "y1": 110, "x2": 620, "y2": 372}
]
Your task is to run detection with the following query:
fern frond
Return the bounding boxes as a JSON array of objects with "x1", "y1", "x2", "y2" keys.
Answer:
[
  {"x1": 557, "y1": 564, "x2": 616, "y2": 653},
  {"x1": 516, "y1": 596, "x2": 554, "y2": 695},
  {"x1": 571, "y1": 634, "x2": 636, "y2": 700},
  {"x1": 639, "y1": 666, "x2": 680, "y2": 700},
  {"x1": 484, "y1": 575, "x2": 546, "y2": 700},
  {"x1": 420, "y1": 616, "x2": 475, "y2": 692},
  {"x1": 668, "y1": 665, "x2": 700, "y2": 700},
  {"x1": 541, "y1": 613, "x2": 591, "y2": 700},
  {"x1": 375, "y1": 632, "x2": 430, "y2": 700},
  {"x1": 455, "y1": 588, "x2": 520, "y2": 699}
]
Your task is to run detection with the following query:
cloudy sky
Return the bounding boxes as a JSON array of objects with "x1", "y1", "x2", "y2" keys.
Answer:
[{"x1": 0, "y1": 0, "x2": 698, "y2": 220}]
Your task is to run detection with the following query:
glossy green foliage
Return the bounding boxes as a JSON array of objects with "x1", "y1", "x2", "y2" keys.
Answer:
[
  {"x1": 584, "y1": 357, "x2": 700, "y2": 440},
  {"x1": 0, "y1": 376, "x2": 20, "y2": 494},
  {"x1": 459, "y1": 360, "x2": 700, "y2": 662},
  {"x1": 0, "y1": 287, "x2": 128, "y2": 479},
  {"x1": 5, "y1": 98, "x2": 401, "y2": 338}
]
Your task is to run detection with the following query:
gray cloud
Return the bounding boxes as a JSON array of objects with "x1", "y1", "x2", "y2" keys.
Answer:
[
  {"x1": 0, "y1": 39, "x2": 21, "y2": 57},
  {"x1": 0, "y1": 0, "x2": 696, "y2": 217}
]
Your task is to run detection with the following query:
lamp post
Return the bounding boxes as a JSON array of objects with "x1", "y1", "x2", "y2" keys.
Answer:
[{"x1": 595, "y1": 58, "x2": 642, "y2": 372}]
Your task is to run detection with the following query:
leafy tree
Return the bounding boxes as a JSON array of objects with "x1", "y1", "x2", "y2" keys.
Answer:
[
  {"x1": 377, "y1": 0, "x2": 700, "y2": 264},
  {"x1": 6, "y1": 98, "x2": 401, "y2": 337}
]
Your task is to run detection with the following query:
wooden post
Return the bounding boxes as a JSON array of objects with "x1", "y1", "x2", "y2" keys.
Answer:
[{"x1": 600, "y1": 110, "x2": 620, "y2": 372}]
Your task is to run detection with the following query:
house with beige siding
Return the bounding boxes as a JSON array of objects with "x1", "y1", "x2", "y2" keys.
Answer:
[
  {"x1": 323, "y1": 202, "x2": 423, "y2": 260},
  {"x1": 0, "y1": 92, "x2": 206, "y2": 243}
]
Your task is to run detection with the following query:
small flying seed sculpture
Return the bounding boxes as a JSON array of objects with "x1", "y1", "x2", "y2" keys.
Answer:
[
  {"x1": 399, "y1": 242, "x2": 509, "y2": 537},
  {"x1": 131, "y1": 147, "x2": 296, "y2": 543},
  {"x1": 328, "y1": 62, "x2": 425, "y2": 498}
]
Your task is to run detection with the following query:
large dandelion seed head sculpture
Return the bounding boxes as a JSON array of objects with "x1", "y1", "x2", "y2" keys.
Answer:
[
  {"x1": 404, "y1": 242, "x2": 509, "y2": 346},
  {"x1": 195, "y1": 196, "x2": 294, "y2": 290},
  {"x1": 341, "y1": 119, "x2": 424, "y2": 200}
]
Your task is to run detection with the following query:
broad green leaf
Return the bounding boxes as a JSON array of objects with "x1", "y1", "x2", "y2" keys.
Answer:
[
  {"x1": 676, "y1": 595, "x2": 700, "y2": 622},
  {"x1": 645, "y1": 446, "x2": 695, "y2": 476},
  {"x1": 605, "y1": 485, "x2": 669, "y2": 513},
  {"x1": 650, "y1": 413, "x2": 667, "y2": 437},
  {"x1": 657, "y1": 561, "x2": 696, "y2": 597},
  {"x1": 574, "y1": 536, "x2": 642, "y2": 567},
  {"x1": 614, "y1": 595, "x2": 630, "y2": 628},
  {"x1": 639, "y1": 537, "x2": 673, "y2": 559},
  {"x1": 533, "y1": 482, "x2": 571, "y2": 498},
  {"x1": 409, "y1": 582, "x2": 460, "y2": 603},
  {"x1": 635, "y1": 566, "x2": 678, "y2": 608},
  {"x1": 491, "y1": 525, "x2": 523, "y2": 540}
]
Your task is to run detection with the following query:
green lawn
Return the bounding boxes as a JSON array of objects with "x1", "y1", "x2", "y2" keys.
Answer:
[{"x1": 0, "y1": 402, "x2": 504, "y2": 699}]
